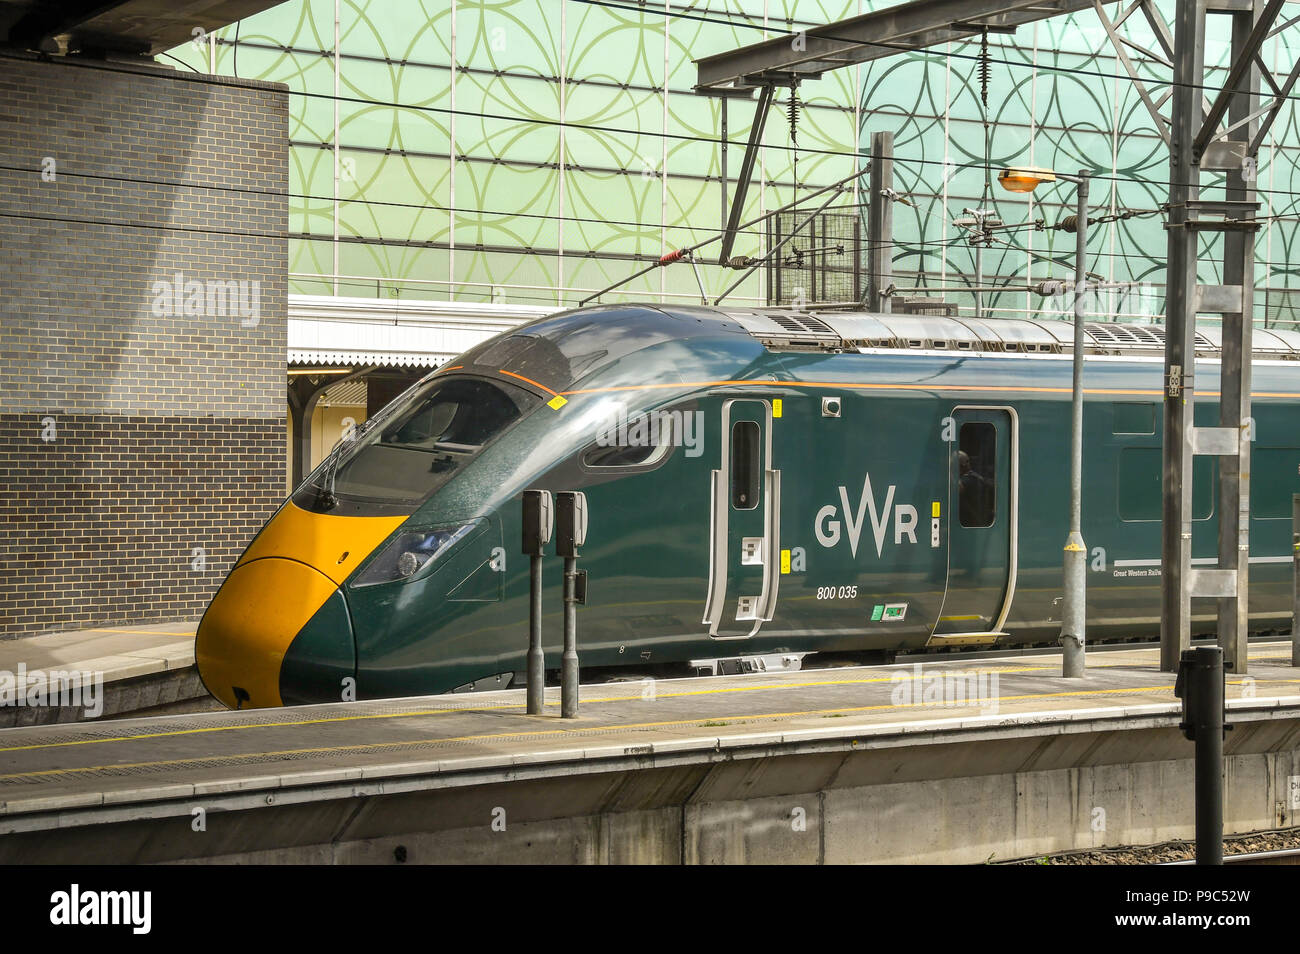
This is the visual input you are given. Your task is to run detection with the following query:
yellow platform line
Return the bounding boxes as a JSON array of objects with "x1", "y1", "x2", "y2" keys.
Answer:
[
  {"x1": 6, "y1": 680, "x2": 1300, "y2": 784},
  {"x1": 0, "y1": 666, "x2": 1051, "y2": 755},
  {"x1": 86, "y1": 628, "x2": 196, "y2": 637}
]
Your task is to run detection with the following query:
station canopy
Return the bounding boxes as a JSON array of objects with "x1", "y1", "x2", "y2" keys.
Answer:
[{"x1": 0, "y1": 0, "x2": 286, "y2": 55}]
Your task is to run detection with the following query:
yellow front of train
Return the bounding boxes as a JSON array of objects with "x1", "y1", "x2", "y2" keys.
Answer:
[
  {"x1": 195, "y1": 500, "x2": 406, "y2": 709},
  {"x1": 196, "y1": 366, "x2": 550, "y2": 709}
]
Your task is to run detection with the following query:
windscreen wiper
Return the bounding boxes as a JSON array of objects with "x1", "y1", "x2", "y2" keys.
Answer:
[
  {"x1": 318, "y1": 422, "x2": 367, "y2": 508},
  {"x1": 318, "y1": 445, "x2": 343, "y2": 510}
]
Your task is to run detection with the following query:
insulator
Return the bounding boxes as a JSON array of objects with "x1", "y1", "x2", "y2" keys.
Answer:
[
  {"x1": 1036, "y1": 279, "x2": 1069, "y2": 297},
  {"x1": 1056, "y1": 214, "x2": 1079, "y2": 233},
  {"x1": 977, "y1": 29, "x2": 987, "y2": 111},
  {"x1": 659, "y1": 248, "x2": 686, "y2": 265},
  {"x1": 979, "y1": 29, "x2": 991, "y2": 111},
  {"x1": 728, "y1": 255, "x2": 760, "y2": 269},
  {"x1": 787, "y1": 86, "x2": 800, "y2": 144}
]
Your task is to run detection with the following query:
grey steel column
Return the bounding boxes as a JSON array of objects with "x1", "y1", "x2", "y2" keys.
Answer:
[
  {"x1": 521, "y1": 489, "x2": 552, "y2": 715},
  {"x1": 527, "y1": 554, "x2": 544, "y2": 715},
  {"x1": 1062, "y1": 171, "x2": 1089, "y2": 678},
  {"x1": 720, "y1": 98, "x2": 728, "y2": 233},
  {"x1": 1293, "y1": 494, "x2": 1300, "y2": 666},
  {"x1": 1217, "y1": 4, "x2": 1260, "y2": 675},
  {"x1": 718, "y1": 85, "x2": 774, "y2": 265},
  {"x1": 1161, "y1": 0, "x2": 1206, "y2": 673},
  {"x1": 867, "y1": 130, "x2": 893, "y2": 313},
  {"x1": 562, "y1": 557, "x2": 579, "y2": 719}
]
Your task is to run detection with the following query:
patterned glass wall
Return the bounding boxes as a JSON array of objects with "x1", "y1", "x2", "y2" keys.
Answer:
[
  {"x1": 167, "y1": 1, "x2": 1300, "y2": 324},
  {"x1": 167, "y1": 0, "x2": 862, "y2": 309},
  {"x1": 860, "y1": 3, "x2": 1300, "y2": 324}
]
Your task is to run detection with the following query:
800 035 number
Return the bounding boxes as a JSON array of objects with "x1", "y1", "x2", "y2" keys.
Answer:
[{"x1": 816, "y1": 586, "x2": 858, "y2": 600}]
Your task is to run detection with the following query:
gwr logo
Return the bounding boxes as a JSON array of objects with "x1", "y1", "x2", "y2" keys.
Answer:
[{"x1": 815, "y1": 473, "x2": 919, "y2": 558}]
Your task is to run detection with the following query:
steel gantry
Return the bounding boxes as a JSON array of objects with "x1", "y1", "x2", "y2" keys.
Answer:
[
  {"x1": 694, "y1": 0, "x2": 1116, "y2": 263},
  {"x1": 1161, "y1": 0, "x2": 1298, "y2": 674}
]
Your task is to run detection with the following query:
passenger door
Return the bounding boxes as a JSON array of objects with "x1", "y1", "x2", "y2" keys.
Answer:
[
  {"x1": 932, "y1": 406, "x2": 1017, "y2": 641},
  {"x1": 702, "y1": 398, "x2": 781, "y2": 638}
]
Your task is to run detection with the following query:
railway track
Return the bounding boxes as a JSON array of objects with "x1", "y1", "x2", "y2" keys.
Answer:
[
  {"x1": 897, "y1": 634, "x2": 1294, "y2": 665},
  {"x1": 1012, "y1": 827, "x2": 1300, "y2": 864}
]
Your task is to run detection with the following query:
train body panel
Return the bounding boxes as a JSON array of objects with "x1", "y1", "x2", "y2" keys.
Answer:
[{"x1": 194, "y1": 304, "x2": 1300, "y2": 708}]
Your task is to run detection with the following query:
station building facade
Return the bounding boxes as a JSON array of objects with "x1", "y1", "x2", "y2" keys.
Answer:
[{"x1": 0, "y1": 53, "x2": 288, "y2": 637}]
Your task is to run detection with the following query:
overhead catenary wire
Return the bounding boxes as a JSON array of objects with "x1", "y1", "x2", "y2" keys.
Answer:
[
  {"x1": 12, "y1": 47, "x2": 1300, "y2": 216},
  {"x1": 34, "y1": 0, "x2": 1300, "y2": 216},
  {"x1": 0, "y1": 149, "x2": 1288, "y2": 275},
  {"x1": 578, "y1": 164, "x2": 871, "y2": 305},
  {"x1": 2, "y1": 196, "x2": 1279, "y2": 314},
  {"x1": 9, "y1": 12, "x2": 1300, "y2": 305},
  {"x1": 102, "y1": 15, "x2": 1300, "y2": 206}
]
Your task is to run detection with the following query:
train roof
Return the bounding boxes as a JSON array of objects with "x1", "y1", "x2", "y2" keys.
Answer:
[
  {"x1": 456, "y1": 304, "x2": 1300, "y2": 400},
  {"x1": 708, "y1": 307, "x2": 1300, "y2": 360}
]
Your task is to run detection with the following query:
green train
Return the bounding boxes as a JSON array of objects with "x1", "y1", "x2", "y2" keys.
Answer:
[{"x1": 196, "y1": 305, "x2": 1300, "y2": 708}]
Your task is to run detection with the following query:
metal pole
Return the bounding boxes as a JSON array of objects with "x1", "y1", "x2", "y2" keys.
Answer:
[
  {"x1": 867, "y1": 130, "x2": 893, "y2": 312},
  {"x1": 1216, "y1": 3, "x2": 1260, "y2": 677},
  {"x1": 720, "y1": 98, "x2": 728, "y2": 233},
  {"x1": 527, "y1": 553, "x2": 544, "y2": 715},
  {"x1": 1161, "y1": 0, "x2": 1205, "y2": 673},
  {"x1": 1178, "y1": 646, "x2": 1225, "y2": 865},
  {"x1": 561, "y1": 556, "x2": 579, "y2": 719},
  {"x1": 1061, "y1": 171, "x2": 1090, "y2": 678},
  {"x1": 974, "y1": 240, "x2": 983, "y2": 319},
  {"x1": 1293, "y1": 494, "x2": 1300, "y2": 666},
  {"x1": 718, "y1": 84, "x2": 775, "y2": 265}
]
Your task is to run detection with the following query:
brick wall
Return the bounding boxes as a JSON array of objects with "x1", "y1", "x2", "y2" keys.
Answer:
[{"x1": 0, "y1": 54, "x2": 288, "y2": 637}]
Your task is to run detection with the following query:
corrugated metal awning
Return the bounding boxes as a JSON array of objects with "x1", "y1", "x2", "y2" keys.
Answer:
[
  {"x1": 288, "y1": 349, "x2": 443, "y2": 368},
  {"x1": 287, "y1": 294, "x2": 557, "y2": 369},
  {"x1": 317, "y1": 378, "x2": 368, "y2": 407}
]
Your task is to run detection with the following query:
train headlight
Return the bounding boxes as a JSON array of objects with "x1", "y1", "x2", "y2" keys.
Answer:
[{"x1": 352, "y1": 525, "x2": 474, "y2": 586}]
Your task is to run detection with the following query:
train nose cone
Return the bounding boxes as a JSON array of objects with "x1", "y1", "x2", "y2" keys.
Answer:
[{"x1": 196, "y1": 558, "x2": 342, "y2": 709}]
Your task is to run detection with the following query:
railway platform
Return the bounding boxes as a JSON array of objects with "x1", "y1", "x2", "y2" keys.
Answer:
[
  {"x1": 1, "y1": 641, "x2": 1298, "y2": 863},
  {"x1": 0, "y1": 622, "x2": 204, "y2": 727}
]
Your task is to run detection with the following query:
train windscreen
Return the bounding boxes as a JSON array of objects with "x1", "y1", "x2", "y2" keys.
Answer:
[{"x1": 296, "y1": 375, "x2": 540, "y2": 512}]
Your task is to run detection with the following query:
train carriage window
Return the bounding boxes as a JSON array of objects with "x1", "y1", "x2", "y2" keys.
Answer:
[
  {"x1": 957, "y1": 423, "x2": 996, "y2": 528},
  {"x1": 1113, "y1": 403, "x2": 1157, "y2": 435},
  {"x1": 1117, "y1": 448, "x2": 1215, "y2": 521},
  {"x1": 731, "y1": 421, "x2": 761, "y2": 510},
  {"x1": 1250, "y1": 448, "x2": 1300, "y2": 519}
]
